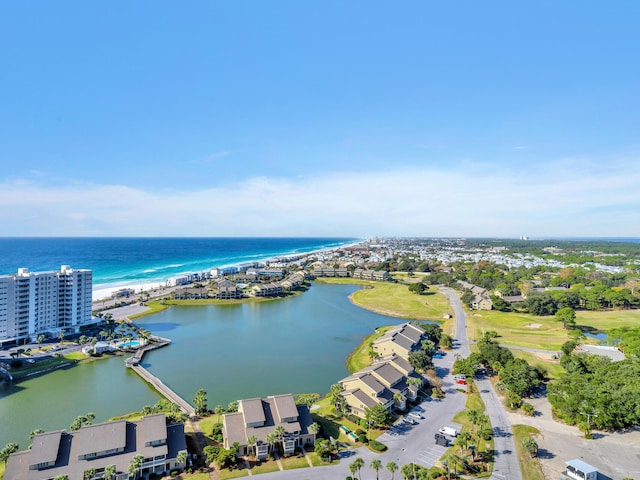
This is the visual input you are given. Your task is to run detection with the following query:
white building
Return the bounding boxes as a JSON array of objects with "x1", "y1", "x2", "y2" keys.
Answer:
[{"x1": 0, "y1": 265, "x2": 95, "y2": 346}]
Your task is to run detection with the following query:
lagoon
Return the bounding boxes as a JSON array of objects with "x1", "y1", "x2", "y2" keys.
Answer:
[{"x1": 0, "y1": 283, "x2": 403, "y2": 448}]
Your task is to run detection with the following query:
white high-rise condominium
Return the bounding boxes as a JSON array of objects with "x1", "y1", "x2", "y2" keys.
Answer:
[{"x1": 0, "y1": 265, "x2": 95, "y2": 346}]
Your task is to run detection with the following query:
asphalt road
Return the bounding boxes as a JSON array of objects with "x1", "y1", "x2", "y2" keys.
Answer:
[
  {"x1": 254, "y1": 287, "x2": 522, "y2": 479},
  {"x1": 440, "y1": 287, "x2": 522, "y2": 480}
]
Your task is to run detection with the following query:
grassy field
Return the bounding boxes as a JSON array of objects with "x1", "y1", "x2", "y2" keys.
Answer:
[
  {"x1": 218, "y1": 467, "x2": 249, "y2": 479},
  {"x1": 512, "y1": 425, "x2": 545, "y2": 480},
  {"x1": 280, "y1": 455, "x2": 310, "y2": 470},
  {"x1": 575, "y1": 309, "x2": 640, "y2": 332},
  {"x1": 128, "y1": 300, "x2": 170, "y2": 319},
  {"x1": 509, "y1": 349, "x2": 565, "y2": 380},
  {"x1": 248, "y1": 461, "x2": 280, "y2": 474},
  {"x1": 465, "y1": 310, "x2": 570, "y2": 350},
  {"x1": 198, "y1": 414, "x2": 223, "y2": 443},
  {"x1": 316, "y1": 278, "x2": 451, "y2": 320},
  {"x1": 346, "y1": 326, "x2": 390, "y2": 373}
]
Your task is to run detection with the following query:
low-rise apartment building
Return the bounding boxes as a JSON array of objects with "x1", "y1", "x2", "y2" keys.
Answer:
[
  {"x1": 5, "y1": 414, "x2": 187, "y2": 480},
  {"x1": 222, "y1": 394, "x2": 316, "y2": 460}
]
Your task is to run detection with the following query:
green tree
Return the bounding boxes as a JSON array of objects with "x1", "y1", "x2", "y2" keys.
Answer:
[
  {"x1": 522, "y1": 437, "x2": 538, "y2": 458},
  {"x1": 0, "y1": 443, "x2": 20, "y2": 465},
  {"x1": 58, "y1": 329, "x2": 66, "y2": 345},
  {"x1": 274, "y1": 425, "x2": 286, "y2": 452},
  {"x1": 370, "y1": 459, "x2": 382, "y2": 480},
  {"x1": 177, "y1": 450, "x2": 188, "y2": 468},
  {"x1": 401, "y1": 463, "x2": 416, "y2": 480},
  {"x1": 408, "y1": 282, "x2": 426, "y2": 294},
  {"x1": 84, "y1": 467, "x2": 96, "y2": 480},
  {"x1": 193, "y1": 388, "x2": 208, "y2": 416},
  {"x1": 103, "y1": 465, "x2": 116, "y2": 480},
  {"x1": 70, "y1": 413, "x2": 95, "y2": 431},
  {"x1": 349, "y1": 461, "x2": 359, "y2": 478},
  {"x1": 128, "y1": 454, "x2": 144, "y2": 479},
  {"x1": 555, "y1": 307, "x2": 577, "y2": 329},
  {"x1": 246, "y1": 435, "x2": 257, "y2": 457},
  {"x1": 386, "y1": 461, "x2": 398, "y2": 480},
  {"x1": 352, "y1": 457, "x2": 364, "y2": 480},
  {"x1": 440, "y1": 333, "x2": 453, "y2": 349},
  {"x1": 37, "y1": 334, "x2": 45, "y2": 350},
  {"x1": 309, "y1": 422, "x2": 320, "y2": 436}
]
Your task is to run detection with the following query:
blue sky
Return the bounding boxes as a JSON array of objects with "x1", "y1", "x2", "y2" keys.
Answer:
[{"x1": 1, "y1": 1, "x2": 639, "y2": 237}]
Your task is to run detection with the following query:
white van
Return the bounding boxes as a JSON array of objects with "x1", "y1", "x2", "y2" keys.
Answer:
[{"x1": 438, "y1": 426, "x2": 458, "y2": 437}]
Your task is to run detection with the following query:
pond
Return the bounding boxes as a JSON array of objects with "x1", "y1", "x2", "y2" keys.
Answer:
[{"x1": 0, "y1": 283, "x2": 407, "y2": 448}]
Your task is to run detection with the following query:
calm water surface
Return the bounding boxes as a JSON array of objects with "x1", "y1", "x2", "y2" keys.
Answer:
[{"x1": 1, "y1": 283, "x2": 401, "y2": 448}]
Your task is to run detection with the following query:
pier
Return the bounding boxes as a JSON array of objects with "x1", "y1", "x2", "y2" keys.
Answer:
[{"x1": 125, "y1": 336, "x2": 196, "y2": 416}]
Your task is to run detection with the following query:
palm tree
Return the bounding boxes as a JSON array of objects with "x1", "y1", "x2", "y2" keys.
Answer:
[
  {"x1": 246, "y1": 435, "x2": 257, "y2": 458},
  {"x1": 83, "y1": 467, "x2": 96, "y2": 480},
  {"x1": 309, "y1": 422, "x2": 320, "y2": 436},
  {"x1": 266, "y1": 432, "x2": 278, "y2": 456},
  {"x1": 58, "y1": 329, "x2": 66, "y2": 346},
  {"x1": 349, "y1": 461, "x2": 359, "y2": 478},
  {"x1": 467, "y1": 409, "x2": 480, "y2": 433},
  {"x1": 37, "y1": 334, "x2": 45, "y2": 350},
  {"x1": 393, "y1": 391, "x2": 405, "y2": 410},
  {"x1": 370, "y1": 458, "x2": 382, "y2": 480},
  {"x1": 522, "y1": 437, "x2": 538, "y2": 458},
  {"x1": 128, "y1": 454, "x2": 143, "y2": 479},
  {"x1": 177, "y1": 450, "x2": 188, "y2": 468},
  {"x1": 386, "y1": 461, "x2": 398, "y2": 480},
  {"x1": 274, "y1": 425, "x2": 286, "y2": 452},
  {"x1": 456, "y1": 431, "x2": 472, "y2": 453},
  {"x1": 352, "y1": 457, "x2": 364, "y2": 479},
  {"x1": 103, "y1": 465, "x2": 116, "y2": 480},
  {"x1": 0, "y1": 443, "x2": 20, "y2": 465},
  {"x1": 401, "y1": 463, "x2": 415, "y2": 480}
]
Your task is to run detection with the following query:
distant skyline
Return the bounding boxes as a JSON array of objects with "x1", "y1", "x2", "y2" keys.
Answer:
[{"x1": 1, "y1": 2, "x2": 639, "y2": 237}]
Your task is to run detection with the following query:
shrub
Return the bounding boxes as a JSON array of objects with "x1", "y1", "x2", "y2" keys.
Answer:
[
  {"x1": 368, "y1": 440, "x2": 387, "y2": 452},
  {"x1": 354, "y1": 428, "x2": 365, "y2": 436},
  {"x1": 521, "y1": 403, "x2": 535, "y2": 416},
  {"x1": 9, "y1": 359, "x2": 23, "y2": 368},
  {"x1": 357, "y1": 433, "x2": 367, "y2": 443}
]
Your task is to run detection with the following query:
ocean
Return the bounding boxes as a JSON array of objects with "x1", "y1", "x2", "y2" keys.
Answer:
[{"x1": 0, "y1": 237, "x2": 358, "y2": 297}]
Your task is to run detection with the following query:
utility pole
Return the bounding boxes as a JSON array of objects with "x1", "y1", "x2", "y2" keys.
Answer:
[{"x1": 580, "y1": 411, "x2": 598, "y2": 437}]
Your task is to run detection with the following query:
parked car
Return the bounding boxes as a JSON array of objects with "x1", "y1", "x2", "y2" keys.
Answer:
[
  {"x1": 403, "y1": 417, "x2": 417, "y2": 425},
  {"x1": 408, "y1": 412, "x2": 424, "y2": 420},
  {"x1": 433, "y1": 353, "x2": 443, "y2": 359}
]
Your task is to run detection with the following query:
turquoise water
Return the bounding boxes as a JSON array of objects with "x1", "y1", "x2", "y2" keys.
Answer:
[
  {"x1": 118, "y1": 341, "x2": 141, "y2": 348},
  {"x1": 0, "y1": 283, "x2": 408, "y2": 448},
  {"x1": 0, "y1": 237, "x2": 357, "y2": 291}
]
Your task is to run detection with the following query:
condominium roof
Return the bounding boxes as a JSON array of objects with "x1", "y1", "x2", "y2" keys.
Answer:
[
  {"x1": 272, "y1": 394, "x2": 299, "y2": 422},
  {"x1": 28, "y1": 431, "x2": 63, "y2": 468},
  {"x1": 240, "y1": 398, "x2": 267, "y2": 426},
  {"x1": 75, "y1": 420, "x2": 127, "y2": 457}
]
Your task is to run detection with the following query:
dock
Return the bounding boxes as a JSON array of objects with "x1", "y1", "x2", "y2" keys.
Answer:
[{"x1": 125, "y1": 336, "x2": 196, "y2": 416}]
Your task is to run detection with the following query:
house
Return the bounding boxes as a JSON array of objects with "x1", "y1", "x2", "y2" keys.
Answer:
[
  {"x1": 340, "y1": 354, "x2": 425, "y2": 419},
  {"x1": 5, "y1": 414, "x2": 187, "y2": 480},
  {"x1": 352, "y1": 269, "x2": 392, "y2": 281},
  {"x1": 252, "y1": 283, "x2": 283, "y2": 297},
  {"x1": 471, "y1": 295, "x2": 493, "y2": 310},
  {"x1": 222, "y1": 394, "x2": 316, "y2": 460},
  {"x1": 373, "y1": 322, "x2": 427, "y2": 360},
  {"x1": 172, "y1": 287, "x2": 209, "y2": 300},
  {"x1": 565, "y1": 459, "x2": 599, "y2": 480}
]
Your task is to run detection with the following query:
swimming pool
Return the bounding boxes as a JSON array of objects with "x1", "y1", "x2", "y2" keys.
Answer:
[{"x1": 118, "y1": 341, "x2": 141, "y2": 348}]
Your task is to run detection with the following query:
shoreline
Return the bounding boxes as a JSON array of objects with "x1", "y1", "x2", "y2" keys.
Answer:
[{"x1": 91, "y1": 240, "x2": 362, "y2": 301}]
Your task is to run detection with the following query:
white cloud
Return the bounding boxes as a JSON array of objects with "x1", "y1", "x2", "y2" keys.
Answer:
[{"x1": 1, "y1": 159, "x2": 639, "y2": 237}]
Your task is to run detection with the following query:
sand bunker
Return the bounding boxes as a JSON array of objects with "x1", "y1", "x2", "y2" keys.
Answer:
[{"x1": 526, "y1": 323, "x2": 542, "y2": 328}]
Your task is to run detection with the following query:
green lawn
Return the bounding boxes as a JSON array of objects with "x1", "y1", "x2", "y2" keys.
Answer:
[
  {"x1": 316, "y1": 278, "x2": 451, "y2": 320},
  {"x1": 249, "y1": 461, "x2": 280, "y2": 474},
  {"x1": 346, "y1": 326, "x2": 391, "y2": 373},
  {"x1": 307, "y1": 451, "x2": 336, "y2": 467},
  {"x1": 509, "y1": 349, "x2": 565, "y2": 380},
  {"x1": 280, "y1": 455, "x2": 310, "y2": 470},
  {"x1": 465, "y1": 310, "x2": 570, "y2": 350},
  {"x1": 198, "y1": 414, "x2": 223, "y2": 443},
  {"x1": 9, "y1": 356, "x2": 75, "y2": 380},
  {"x1": 575, "y1": 309, "x2": 640, "y2": 332},
  {"x1": 512, "y1": 425, "x2": 545, "y2": 480},
  {"x1": 218, "y1": 467, "x2": 249, "y2": 479},
  {"x1": 465, "y1": 307, "x2": 640, "y2": 352}
]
